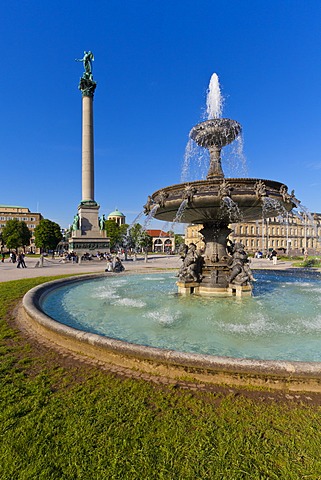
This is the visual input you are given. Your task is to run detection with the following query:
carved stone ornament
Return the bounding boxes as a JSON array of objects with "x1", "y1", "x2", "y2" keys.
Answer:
[
  {"x1": 254, "y1": 180, "x2": 267, "y2": 199},
  {"x1": 143, "y1": 195, "x2": 156, "y2": 214},
  {"x1": 156, "y1": 190, "x2": 168, "y2": 208},
  {"x1": 182, "y1": 184, "x2": 197, "y2": 204},
  {"x1": 290, "y1": 189, "x2": 300, "y2": 206},
  {"x1": 79, "y1": 76, "x2": 97, "y2": 97}
]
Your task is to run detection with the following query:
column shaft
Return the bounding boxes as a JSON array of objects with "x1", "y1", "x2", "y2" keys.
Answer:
[{"x1": 82, "y1": 95, "x2": 94, "y2": 202}]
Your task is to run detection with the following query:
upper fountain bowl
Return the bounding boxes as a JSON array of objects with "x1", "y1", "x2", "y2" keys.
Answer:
[{"x1": 190, "y1": 119, "x2": 242, "y2": 149}]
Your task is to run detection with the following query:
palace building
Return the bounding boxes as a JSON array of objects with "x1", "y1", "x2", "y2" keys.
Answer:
[{"x1": 185, "y1": 212, "x2": 321, "y2": 256}]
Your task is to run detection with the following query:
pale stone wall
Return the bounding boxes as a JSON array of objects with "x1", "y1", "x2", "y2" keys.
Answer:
[{"x1": 185, "y1": 212, "x2": 321, "y2": 255}]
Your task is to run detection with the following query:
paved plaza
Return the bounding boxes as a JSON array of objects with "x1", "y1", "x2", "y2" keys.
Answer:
[
  {"x1": 0, "y1": 254, "x2": 180, "y2": 282},
  {"x1": 0, "y1": 254, "x2": 296, "y2": 283}
]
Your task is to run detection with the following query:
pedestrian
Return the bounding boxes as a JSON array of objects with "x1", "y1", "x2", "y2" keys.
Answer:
[
  {"x1": 271, "y1": 249, "x2": 277, "y2": 265},
  {"x1": 17, "y1": 253, "x2": 27, "y2": 268},
  {"x1": 1, "y1": 252, "x2": 5, "y2": 263}
]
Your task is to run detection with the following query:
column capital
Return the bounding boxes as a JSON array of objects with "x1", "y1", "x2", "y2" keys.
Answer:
[{"x1": 79, "y1": 76, "x2": 97, "y2": 97}]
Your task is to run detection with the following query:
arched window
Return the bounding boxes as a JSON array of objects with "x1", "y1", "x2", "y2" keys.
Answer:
[
  {"x1": 154, "y1": 239, "x2": 163, "y2": 252},
  {"x1": 164, "y1": 239, "x2": 172, "y2": 253}
]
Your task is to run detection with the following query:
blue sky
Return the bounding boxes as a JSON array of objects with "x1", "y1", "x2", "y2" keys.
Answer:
[{"x1": 2, "y1": 0, "x2": 321, "y2": 230}]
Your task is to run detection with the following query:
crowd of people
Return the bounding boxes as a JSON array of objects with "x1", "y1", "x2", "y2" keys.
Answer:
[
  {"x1": 254, "y1": 249, "x2": 278, "y2": 265},
  {"x1": 1, "y1": 251, "x2": 27, "y2": 268},
  {"x1": 1, "y1": 249, "x2": 126, "y2": 273},
  {"x1": 61, "y1": 251, "x2": 125, "y2": 272}
]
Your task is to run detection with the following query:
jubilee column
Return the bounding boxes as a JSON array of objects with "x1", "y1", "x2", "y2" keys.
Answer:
[{"x1": 69, "y1": 52, "x2": 109, "y2": 255}]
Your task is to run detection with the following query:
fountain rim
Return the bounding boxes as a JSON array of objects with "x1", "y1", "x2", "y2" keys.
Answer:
[
  {"x1": 151, "y1": 177, "x2": 289, "y2": 194},
  {"x1": 189, "y1": 117, "x2": 242, "y2": 132},
  {"x1": 21, "y1": 273, "x2": 321, "y2": 389}
]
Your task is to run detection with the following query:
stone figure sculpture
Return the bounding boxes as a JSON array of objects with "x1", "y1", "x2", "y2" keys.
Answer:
[
  {"x1": 178, "y1": 243, "x2": 203, "y2": 282},
  {"x1": 143, "y1": 195, "x2": 156, "y2": 214},
  {"x1": 228, "y1": 242, "x2": 254, "y2": 285}
]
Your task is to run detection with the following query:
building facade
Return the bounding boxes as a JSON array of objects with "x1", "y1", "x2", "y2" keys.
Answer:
[
  {"x1": 0, "y1": 205, "x2": 43, "y2": 252},
  {"x1": 146, "y1": 230, "x2": 175, "y2": 253},
  {"x1": 185, "y1": 212, "x2": 321, "y2": 256}
]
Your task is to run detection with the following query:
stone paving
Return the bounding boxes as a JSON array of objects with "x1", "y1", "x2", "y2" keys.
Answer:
[{"x1": 0, "y1": 254, "x2": 181, "y2": 282}]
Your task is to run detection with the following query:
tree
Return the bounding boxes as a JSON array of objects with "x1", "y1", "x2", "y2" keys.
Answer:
[
  {"x1": 174, "y1": 234, "x2": 185, "y2": 251},
  {"x1": 138, "y1": 230, "x2": 152, "y2": 252},
  {"x1": 34, "y1": 219, "x2": 63, "y2": 252},
  {"x1": 2, "y1": 219, "x2": 32, "y2": 251},
  {"x1": 127, "y1": 224, "x2": 152, "y2": 252},
  {"x1": 105, "y1": 220, "x2": 121, "y2": 250}
]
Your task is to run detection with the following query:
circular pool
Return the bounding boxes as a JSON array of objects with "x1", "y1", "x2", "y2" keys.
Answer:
[
  {"x1": 22, "y1": 269, "x2": 321, "y2": 389},
  {"x1": 40, "y1": 270, "x2": 321, "y2": 363}
]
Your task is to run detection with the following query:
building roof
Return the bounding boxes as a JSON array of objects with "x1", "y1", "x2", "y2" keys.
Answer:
[
  {"x1": 0, "y1": 205, "x2": 29, "y2": 209},
  {"x1": 146, "y1": 229, "x2": 171, "y2": 237},
  {"x1": 108, "y1": 209, "x2": 125, "y2": 217}
]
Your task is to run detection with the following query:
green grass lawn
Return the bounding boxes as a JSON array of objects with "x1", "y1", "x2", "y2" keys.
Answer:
[{"x1": 1, "y1": 277, "x2": 321, "y2": 479}]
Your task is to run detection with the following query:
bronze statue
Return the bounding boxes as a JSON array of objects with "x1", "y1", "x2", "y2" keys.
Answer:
[
  {"x1": 75, "y1": 51, "x2": 94, "y2": 79},
  {"x1": 72, "y1": 213, "x2": 80, "y2": 231},
  {"x1": 99, "y1": 214, "x2": 106, "y2": 230}
]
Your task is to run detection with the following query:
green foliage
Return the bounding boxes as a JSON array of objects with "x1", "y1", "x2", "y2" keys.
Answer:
[
  {"x1": 1, "y1": 219, "x2": 32, "y2": 250},
  {"x1": 174, "y1": 233, "x2": 185, "y2": 249},
  {"x1": 34, "y1": 219, "x2": 62, "y2": 252},
  {"x1": 2, "y1": 277, "x2": 321, "y2": 478},
  {"x1": 303, "y1": 257, "x2": 321, "y2": 267},
  {"x1": 128, "y1": 223, "x2": 152, "y2": 251},
  {"x1": 293, "y1": 256, "x2": 321, "y2": 268},
  {"x1": 105, "y1": 220, "x2": 128, "y2": 250}
]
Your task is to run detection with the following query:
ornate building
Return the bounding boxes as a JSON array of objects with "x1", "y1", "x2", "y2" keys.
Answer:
[
  {"x1": 107, "y1": 209, "x2": 126, "y2": 226},
  {"x1": 185, "y1": 212, "x2": 321, "y2": 256},
  {"x1": 0, "y1": 205, "x2": 43, "y2": 252}
]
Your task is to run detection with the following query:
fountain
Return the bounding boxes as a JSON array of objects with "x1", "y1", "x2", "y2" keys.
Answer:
[
  {"x1": 22, "y1": 72, "x2": 321, "y2": 390},
  {"x1": 144, "y1": 74, "x2": 297, "y2": 296}
]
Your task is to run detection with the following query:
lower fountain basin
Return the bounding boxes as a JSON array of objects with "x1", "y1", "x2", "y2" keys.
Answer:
[
  {"x1": 151, "y1": 178, "x2": 294, "y2": 224},
  {"x1": 24, "y1": 270, "x2": 321, "y2": 362},
  {"x1": 21, "y1": 270, "x2": 321, "y2": 389}
]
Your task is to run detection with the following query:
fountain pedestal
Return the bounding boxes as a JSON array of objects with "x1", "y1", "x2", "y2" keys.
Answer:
[{"x1": 176, "y1": 222, "x2": 252, "y2": 296}]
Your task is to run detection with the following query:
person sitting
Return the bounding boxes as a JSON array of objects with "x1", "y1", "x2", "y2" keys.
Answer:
[{"x1": 113, "y1": 256, "x2": 125, "y2": 272}]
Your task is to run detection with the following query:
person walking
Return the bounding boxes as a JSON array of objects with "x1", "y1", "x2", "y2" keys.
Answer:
[
  {"x1": 17, "y1": 253, "x2": 27, "y2": 268},
  {"x1": 1, "y1": 252, "x2": 5, "y2": 263}
]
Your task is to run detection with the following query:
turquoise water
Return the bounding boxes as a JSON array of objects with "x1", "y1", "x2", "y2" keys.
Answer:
[{"x1": 41, "y1": 270, "x2": 321, "y2": 362}]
